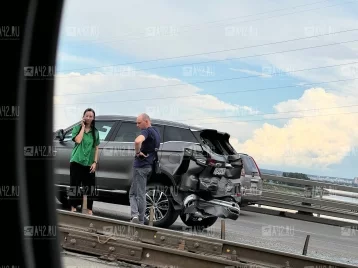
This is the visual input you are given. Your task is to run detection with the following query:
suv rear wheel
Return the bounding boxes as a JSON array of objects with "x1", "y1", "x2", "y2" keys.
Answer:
[
  {"x1": 179, "y1": 198, "x2": 218, "y2": 228},
  {"x1": 180, "y1": 213, "x2": 218, "y2": 228},
  {"x1": 144, "y1": 183, "x2": 179, "y2": 228}
]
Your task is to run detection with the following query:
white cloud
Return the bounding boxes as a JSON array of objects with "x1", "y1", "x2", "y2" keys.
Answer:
[
  {"x1": 55, "y1": 1, "x2": 358, "y2": 175},
  {"x1": 53, "y1": 69, "x2": 261, "y2": 143},
  {"x1": 234, "y1": 87, "x2": 358, "y2": 170},
  {"x1": 57, "y1": 0, "x2": 358, "y2": 96},
  {"x1": 229, "y1": 68, "x2": 271, "y2": 78},
  {"x1": 263, "y1": 87, "x2": 357, "y2": 119}
]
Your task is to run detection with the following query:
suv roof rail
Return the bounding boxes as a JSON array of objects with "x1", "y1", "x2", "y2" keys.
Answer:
[{"x1": 94, "y1": 115, "x2": 191, "y2": 129}]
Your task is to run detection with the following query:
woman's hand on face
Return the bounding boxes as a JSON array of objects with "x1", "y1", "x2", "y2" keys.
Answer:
[
  {"x1": 81, "y1": 119, "x2": 85, "y2": 128},
  {"x1": 90, "y1": 162, "x2": 97, "y2": 173}
]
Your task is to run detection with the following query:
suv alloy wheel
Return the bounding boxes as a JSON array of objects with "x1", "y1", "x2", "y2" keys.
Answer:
[{"x1": 144, "y1": 183, "x2": 179, "y2": 228}]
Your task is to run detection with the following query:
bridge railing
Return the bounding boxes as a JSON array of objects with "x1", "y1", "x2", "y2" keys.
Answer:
[{"x1": 257, "y1": 174, "x2": 358, "y2": 221}]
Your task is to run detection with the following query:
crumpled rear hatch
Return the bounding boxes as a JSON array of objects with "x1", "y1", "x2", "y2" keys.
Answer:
[
  {"x1": 176, "y1": 145, "x2": 227, "y2": 198},
  {"x1": 191, "y1": 128, "x2": 243, "y2": 174}
]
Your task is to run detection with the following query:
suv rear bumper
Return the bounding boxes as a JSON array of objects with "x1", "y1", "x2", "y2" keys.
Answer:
[
  {"x1": 241, "y1": 193, "x2": 261, "y2": 205},
  {"x1": 231, "y1": 193, "x2": 261, "y2": 205}
]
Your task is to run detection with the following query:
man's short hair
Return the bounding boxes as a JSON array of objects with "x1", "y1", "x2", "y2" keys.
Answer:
[{"x1": 141, "y1": 113, "x2": 150, "y2": 121}]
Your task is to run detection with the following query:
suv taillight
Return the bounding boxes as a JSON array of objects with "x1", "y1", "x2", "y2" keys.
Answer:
[
  {"x1": 251, "y1": 156, "x2": 261, "y2": 177},
  {"x1": 241, "y1": 168, "x2": 245, "y2": 177},
  {"x1": 207, "y1": 158, "x2": 217, "y2": 167}
]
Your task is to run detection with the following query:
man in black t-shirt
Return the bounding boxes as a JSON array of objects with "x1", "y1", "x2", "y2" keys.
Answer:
[{"x1": 129, "y1": 113, "x2": 160, "y2": 224}]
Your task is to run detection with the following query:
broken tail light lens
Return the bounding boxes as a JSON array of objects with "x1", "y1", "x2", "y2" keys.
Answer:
[
  {"x1": 207, "y1": 158, "x2": 218, "y2": 166},
  {"x1": 250, "y1": 156, "x2": 261, "y2": 177}
]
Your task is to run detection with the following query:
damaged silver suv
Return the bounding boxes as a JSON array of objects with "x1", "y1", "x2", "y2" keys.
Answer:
[{"x1": 53, "y1": 115, "x2": 261, "y2": 228}]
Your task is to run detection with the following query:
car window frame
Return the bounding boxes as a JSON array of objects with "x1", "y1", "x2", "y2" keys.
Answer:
[
  {"x1": 60, "y1": 120, "x2": 119, "y2": 143},
  {"x1": 111, "y1": 120, "x2": 164, "y2": 143},
  {"x1": 163, "y1": 125, "x2": 198, "y2": 143},
  {"x1": 241, "y1": 154, "x2": 259, "y2": 173}
]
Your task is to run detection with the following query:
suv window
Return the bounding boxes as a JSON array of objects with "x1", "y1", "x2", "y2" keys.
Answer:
[
  {"x1": 115, "y1": 122, "x2": 141, "y2": 142},
  {"x1": 63, "y1": 130, "x2": 73, "y2": 142},
  {"x1": 241, "y1": 155, "x2": 258, "y2": 173},
  {"x1": 218, "y1": 138, "x2": 237, "y2": 155},
  {"x1": 164, "y1": 126, "x2": 198, "y2": 143},
  {"x1": 114, "y1": 122, "x2": 164, "y2": 142},
  {"x1": 63, "y1": 121, "x2": 116, "y2": 142},
  {"x1": 96, "y1": 121, "x2": 116, "y2": 141}
]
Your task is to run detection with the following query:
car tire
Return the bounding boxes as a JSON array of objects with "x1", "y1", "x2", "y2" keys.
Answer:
[
  {"x1": 179, "y1": 214, "x2": 218, "y2": 229},
  {"x1": 144, "y1": 183, "x2": 180, "y2": 228}
]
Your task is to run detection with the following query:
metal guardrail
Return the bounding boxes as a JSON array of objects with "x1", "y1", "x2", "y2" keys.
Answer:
[
  {"x1": 58, "y1": 209, "x2": 356, "y2": 268},
  {"x1": 260, "y1": 174, "x2": 358, "y2": 220},
  {"x1": 323, "y1": 188, "x2": 358, "y2": 198},
  {"x1": 263, "y1": 182, "x2": 305, "y2": 191},
  {"x1": 262, "y1": 174, "x2": 358, "y2": 193}
]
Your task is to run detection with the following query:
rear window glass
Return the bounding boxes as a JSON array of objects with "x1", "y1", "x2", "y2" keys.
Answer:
[
  {"x1": 199, "y1": 131, "x2": 236, "y2": 155},
  {"x1": 218, "y1": 139, "x2": 236, "y2": 155},
  {"x1": 241, "y1": 155, "x2": 258, "y2": 173},
  {"x1": 164, "y1": 126, "x2": 198, "y2": 143},
  {"x1": 201, "y1": 137, "x2": 223, "y2": 154}
]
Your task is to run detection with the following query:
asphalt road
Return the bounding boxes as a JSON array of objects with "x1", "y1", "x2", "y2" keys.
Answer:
[{"x1": 60, "y1": 201, "x2": 358, "y2": 267}]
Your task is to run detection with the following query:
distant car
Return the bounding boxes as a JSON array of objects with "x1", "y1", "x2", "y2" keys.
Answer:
[{"x1": 230, "y1": 153, "x2": 263, "y2": 207}]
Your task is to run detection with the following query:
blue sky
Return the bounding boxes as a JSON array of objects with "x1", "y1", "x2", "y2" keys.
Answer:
[
  {"x1": 56, "y1": 43, "x2": 307, "y2": 111},
  {"x1": 54, "y1": 0, "x2": 358, "y2": 179}
]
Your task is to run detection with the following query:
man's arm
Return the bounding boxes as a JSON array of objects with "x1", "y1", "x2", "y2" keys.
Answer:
[
  {"x1": 134, "y1": 129, "x2": 149, "y2": 154},
  {"x1": 135, "y1": 135, "x2": 145, "y2": 153}
]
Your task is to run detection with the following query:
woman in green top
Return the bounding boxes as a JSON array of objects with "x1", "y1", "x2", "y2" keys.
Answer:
[{"x1": 68, "y1": 108, "x2": 100, "y2": 215}]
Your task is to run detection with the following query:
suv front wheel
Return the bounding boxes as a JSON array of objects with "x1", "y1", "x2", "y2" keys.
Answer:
[{"x1": 144, "y1": 183, "x2": 179, "y2": 228}]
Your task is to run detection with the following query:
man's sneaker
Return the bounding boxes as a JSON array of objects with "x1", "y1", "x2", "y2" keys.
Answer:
[{"x1": 131, "y1": 216, "x2": 139, "y2": 224}]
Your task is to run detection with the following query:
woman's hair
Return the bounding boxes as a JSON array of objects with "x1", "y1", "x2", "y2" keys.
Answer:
[{"x1": 82, "y1": 108, "x2": 97, "y2": 148}]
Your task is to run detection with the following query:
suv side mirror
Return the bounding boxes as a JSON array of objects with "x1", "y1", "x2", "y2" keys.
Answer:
[{"x1": 55, "y1": 129, "x2": 64, "y2": 141}]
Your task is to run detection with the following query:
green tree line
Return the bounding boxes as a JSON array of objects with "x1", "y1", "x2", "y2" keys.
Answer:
[
  {"x1": 282, "y1": 172, "x2": 310, "y2": 180},
  {"x1": 279, "y1": 172, "x2": 310, "y2": 187}
]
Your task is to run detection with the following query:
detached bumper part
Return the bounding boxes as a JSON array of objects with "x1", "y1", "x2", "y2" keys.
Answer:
[
  {"x1": 183, "y1": 194, "x2": 240, "y2": 221},
  {"x1": 199, "y1": 203, "x2": 240, "y2": 221}
]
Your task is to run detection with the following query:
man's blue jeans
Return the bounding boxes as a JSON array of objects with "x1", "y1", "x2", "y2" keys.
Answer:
[{"x1": 129, "y1": 166, "x2": 152, "y2": 224}]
